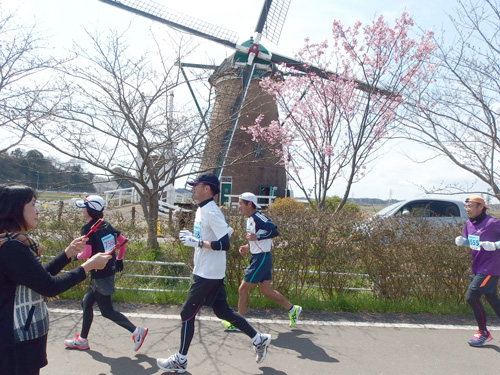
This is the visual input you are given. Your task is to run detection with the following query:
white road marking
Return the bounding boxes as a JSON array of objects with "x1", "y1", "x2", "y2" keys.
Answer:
[{"x1": 48, "y1": 308, "x2": 499, "y2": 331}]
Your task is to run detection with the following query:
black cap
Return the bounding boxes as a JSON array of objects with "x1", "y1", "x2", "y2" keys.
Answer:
[{"x1": 187, "y1": 172, "x2": 220, "y2": 194}]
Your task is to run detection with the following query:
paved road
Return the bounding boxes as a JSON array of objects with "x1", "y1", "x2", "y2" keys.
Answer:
[{"x1": 41, "y1": 300, "x2": 500, "y2": 375}]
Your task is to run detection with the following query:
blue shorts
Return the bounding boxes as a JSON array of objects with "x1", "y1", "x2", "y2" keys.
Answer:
[{"x1": 244, "y1": 252, "x2": 272, "y2": 284}]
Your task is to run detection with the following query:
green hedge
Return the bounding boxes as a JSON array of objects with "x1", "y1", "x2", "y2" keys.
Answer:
[{"x1": 35, "y1": 201, "x2": 472, "y2": 309}]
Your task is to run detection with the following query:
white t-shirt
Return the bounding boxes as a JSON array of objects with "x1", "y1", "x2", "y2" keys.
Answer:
[{"x1": 192, "y1": 200, "x2": 233, "y2": 279}]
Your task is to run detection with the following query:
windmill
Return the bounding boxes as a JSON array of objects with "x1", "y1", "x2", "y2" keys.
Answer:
[{"x1": 99, "y1": 0, "x2": 381, "y2": 205}]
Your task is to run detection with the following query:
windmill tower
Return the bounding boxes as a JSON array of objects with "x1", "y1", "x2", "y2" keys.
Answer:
[
  {"x1": 201, "y1": 40, "x2": 288, "y2": 205},
  {"x1": 99, "y1": 0, "x2": 381, "y2": 205}
]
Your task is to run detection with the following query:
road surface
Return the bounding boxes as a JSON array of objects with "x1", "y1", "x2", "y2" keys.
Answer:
[{"x1": 41, "y1": 299, "x2": 500, "y2": 375}]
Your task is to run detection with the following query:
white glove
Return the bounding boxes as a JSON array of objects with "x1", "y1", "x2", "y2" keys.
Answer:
[
  {"x1": 179, "y1": 230, "x2": 192, "y2": 241},
  {"x1": 181, "y1": 235, "x2": 201, "y2": 248},
  {"x1": 480, "y1": 241, "x2": 497, "y2": 251},
  {"x1": 455, "y1": 236, "x2": 468, "y2": 246}
]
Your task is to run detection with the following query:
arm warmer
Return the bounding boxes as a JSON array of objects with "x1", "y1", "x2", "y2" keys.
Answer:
[
  {"x1": 116, "y1": 234, "x2": 127, "y2": 260},
  {"x1": 77, "y1": 244, "x2": 93, "y2": 260},
  {"x1": 210, "y1": 233, "x2": 230, "y2": 251}
]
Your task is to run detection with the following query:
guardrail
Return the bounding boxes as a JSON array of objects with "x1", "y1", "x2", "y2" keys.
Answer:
[{"x1": 42, "y1": 256, "x2": 375, "y2": 294}]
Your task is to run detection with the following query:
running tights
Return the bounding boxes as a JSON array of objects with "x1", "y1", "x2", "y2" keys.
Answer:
[
  {"x1": 80, "y1": 288, "x2": 136, "y2": 338},
  {"x1": 465, "y1": 288, "x2": 500, "y2": 331}
]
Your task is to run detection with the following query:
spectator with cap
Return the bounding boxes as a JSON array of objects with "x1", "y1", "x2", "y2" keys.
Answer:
[
  {"x1": 157, "y1": 173, "x2": 272, "y2": 373},
  {"x1": 221, "y1": 192, "x2": 302, "y2": 332},
  {"x1": 455, "y1": 194, "x2": 500, "y2": 346},
  {"x1": 63, "y1": 195, "x2": 148, "y2": 352}
]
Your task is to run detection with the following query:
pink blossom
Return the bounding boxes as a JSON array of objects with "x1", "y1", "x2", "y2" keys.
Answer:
[{"x1": 245, "y1": 11, "x2": 436, "y2": 205}]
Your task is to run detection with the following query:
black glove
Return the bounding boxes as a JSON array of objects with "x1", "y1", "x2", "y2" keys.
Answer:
[{"x1": 115, "y1": 259, "x2": 124, "y2": 272}]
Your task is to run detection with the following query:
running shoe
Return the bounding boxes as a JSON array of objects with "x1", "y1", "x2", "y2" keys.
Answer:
[
  {"x1": 133, "y1": 327, "x2": 148, "y2": 351},
  {"x1": 288, "y1": 305, "x2": 302, "y2": 328},
  {"x1": 157, "y1": 353, "x2": 187, "y2": 373},
  {"x1": 64, "y1": 334, "x2": 90, "y2": 350},
  {"x1": 468, "y1": 330, "x2": 492, "y2": 346},
  {"x1": 254, "y1": 333, "x2": 271, "y2": 363},
  {"x1": 221, "y1": 320, "x2": 240, "y2": 332}
]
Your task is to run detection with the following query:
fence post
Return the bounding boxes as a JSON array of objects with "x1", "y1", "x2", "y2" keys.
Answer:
[
  {"x1": 131, "y1": 206, "x2": 136, "y2": 227},
  {"x1": 57, "y1": 201, "x2": 64, "y2": 222}
]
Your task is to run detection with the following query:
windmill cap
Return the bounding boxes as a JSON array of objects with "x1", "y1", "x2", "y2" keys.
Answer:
[
  {"x1": 75, "y1": 195, "x2": 105, "y2": 212},
  {"x1": 465, "y1": 195, "x2": 491, "y2": 209},
  {"x1": 239, "y1": 192, "x2": 262, "y2": 209},
  {"x1": 187, "y1": 172, "x2": 220, "y2": 194}
]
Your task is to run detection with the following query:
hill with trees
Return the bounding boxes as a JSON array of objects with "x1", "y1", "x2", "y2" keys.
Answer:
[{"x1": 0, "y1": 149, "x2": 95, "y2": 192}]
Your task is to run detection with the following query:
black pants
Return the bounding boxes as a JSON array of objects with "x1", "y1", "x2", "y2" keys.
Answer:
[
  {"x1": 81, "y1": 286, "x2": 136, "y2": 338},
  {"x1": 179, "y1": 275, "x2": 257, "y2": 355},
  {"x1": 465, "y1": 274, "x2": 500, "y2": 331}
]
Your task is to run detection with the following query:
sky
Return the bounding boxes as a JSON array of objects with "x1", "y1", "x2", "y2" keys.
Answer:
[{"x1": 3, "y1": 0, "x2": 493, "y2": 202}]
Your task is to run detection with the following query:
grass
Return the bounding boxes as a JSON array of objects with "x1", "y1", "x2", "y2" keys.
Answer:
[
  {"x1": 38, "y1": 191, "x2": 85, "y2": 201},
  {"x1": 55, "y1": 270, "x2": 475, "y2": 317}
]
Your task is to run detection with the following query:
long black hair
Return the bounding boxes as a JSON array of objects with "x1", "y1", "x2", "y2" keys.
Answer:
[{"x1": 0, "y1": 184, "x2": 37, "y2": 233}]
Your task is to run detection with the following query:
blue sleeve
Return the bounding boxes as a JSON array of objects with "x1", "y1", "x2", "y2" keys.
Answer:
[
  {"x1": 253, "y1": 212, "x2": 279, "y2": 240},
  {"x1": 261, "y1": 226, "x2": 279, "y2": 240}
]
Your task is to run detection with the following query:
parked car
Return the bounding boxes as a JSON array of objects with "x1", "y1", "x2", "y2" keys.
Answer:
[
  {"x1": 352, "y1": 197, "x2": 467, "y2": 243},
  {"x1": 374, "y1": 197, "x2": 468, "y2": 224}
]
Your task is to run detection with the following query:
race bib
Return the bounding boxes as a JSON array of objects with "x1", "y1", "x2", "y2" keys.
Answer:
[
  {"x1": 101, "y1": 233, "x2": 116, "y2": 252},
  {"x1": 468, "y1": 234, "x2": 480, "y2": 251},
  {"x1": 193, "y1": 223, "x2": 201, "y2": 240}
]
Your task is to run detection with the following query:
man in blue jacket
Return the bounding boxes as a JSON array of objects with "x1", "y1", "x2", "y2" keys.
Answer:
[{"x1": 221, "y1": 192, "x2": 301, "y2": 331}]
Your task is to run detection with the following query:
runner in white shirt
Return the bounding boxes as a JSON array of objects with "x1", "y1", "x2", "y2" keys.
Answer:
[
  {"x1": 221, "y1": 192, "x2": 302, "y2": 331},
  {"x1": 157, "y1": 174, "x2": 271, "y2": 373}
]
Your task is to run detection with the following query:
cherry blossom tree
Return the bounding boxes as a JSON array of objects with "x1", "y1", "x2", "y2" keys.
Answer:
[{"x1": 245, "y1": 12, "x2": 436, "y2": 210}]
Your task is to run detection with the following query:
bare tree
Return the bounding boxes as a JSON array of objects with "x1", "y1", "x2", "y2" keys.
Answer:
[
  {"x1": 399, "y1": 0, "x2": 500, "y2": 202},
  {"x1": 28, "y1": 28, "x2": 208, "y2": 248},
  {"x1": 0, "y1": 10, "x2": 56, "y2": 152}
]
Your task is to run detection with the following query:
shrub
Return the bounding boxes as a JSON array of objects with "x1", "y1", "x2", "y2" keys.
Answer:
[{"x1": 34, "y1": 199, "x2": 473, "y2": 312}]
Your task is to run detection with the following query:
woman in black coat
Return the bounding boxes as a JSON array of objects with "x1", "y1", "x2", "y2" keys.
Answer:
[{"x1": 0, "y1": 185, "x2": 111, "y2": 375}]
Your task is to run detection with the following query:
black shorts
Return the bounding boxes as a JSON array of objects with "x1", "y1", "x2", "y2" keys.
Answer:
[
  {"x1": 184, "y1": 275, "x2": 226, "y2": 308},
  {"x1": 90, "y1": 275, "x2": 115, "y2": 296}
]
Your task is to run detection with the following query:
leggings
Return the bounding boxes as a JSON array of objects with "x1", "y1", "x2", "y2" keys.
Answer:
[
  {"x1": 81, "y1": 287, "x2": 136, "y2": 338},
  {"x1": 179, "y1": 276, "x2": 257, "y2": 355},
  {"x1": 465, "y1": 274, "x2": 500, "y2": 331}
]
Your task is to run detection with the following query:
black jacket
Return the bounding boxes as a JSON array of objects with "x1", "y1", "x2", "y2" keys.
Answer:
[{"x1": 81, "y1": 219, "x2": 120, "y2": 279}]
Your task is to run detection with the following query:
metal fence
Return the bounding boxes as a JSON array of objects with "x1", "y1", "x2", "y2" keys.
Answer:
[{"x1": 42, "y1": 255, "x2": 377, "y2": 294}]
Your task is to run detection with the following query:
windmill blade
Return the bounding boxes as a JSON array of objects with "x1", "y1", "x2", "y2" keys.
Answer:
[
  {"x1": 99, "y1": 0, "x2": 239, "y2": 48},
  {"x1": 255, "y1": 0, "x2": 291, "y2": 44},
  {"x1": 178, "y1": 62, "x2": 211, "y2": 131},
  {"x1": 271, "y1": 52, "x2": 394, "y2": 97}
]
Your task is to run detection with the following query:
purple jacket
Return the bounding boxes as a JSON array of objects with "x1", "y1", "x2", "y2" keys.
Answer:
[{"x1": 462, "y1": 215, "x2": 500, "y2": 275}]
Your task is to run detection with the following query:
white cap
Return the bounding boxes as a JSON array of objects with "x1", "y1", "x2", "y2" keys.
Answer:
[
  {"x1": 75, "y1": 195, "x2": 105, "y2": 212},
  {"x1": 239, "y1": 192, "x2": 262, "y2": 209}
]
